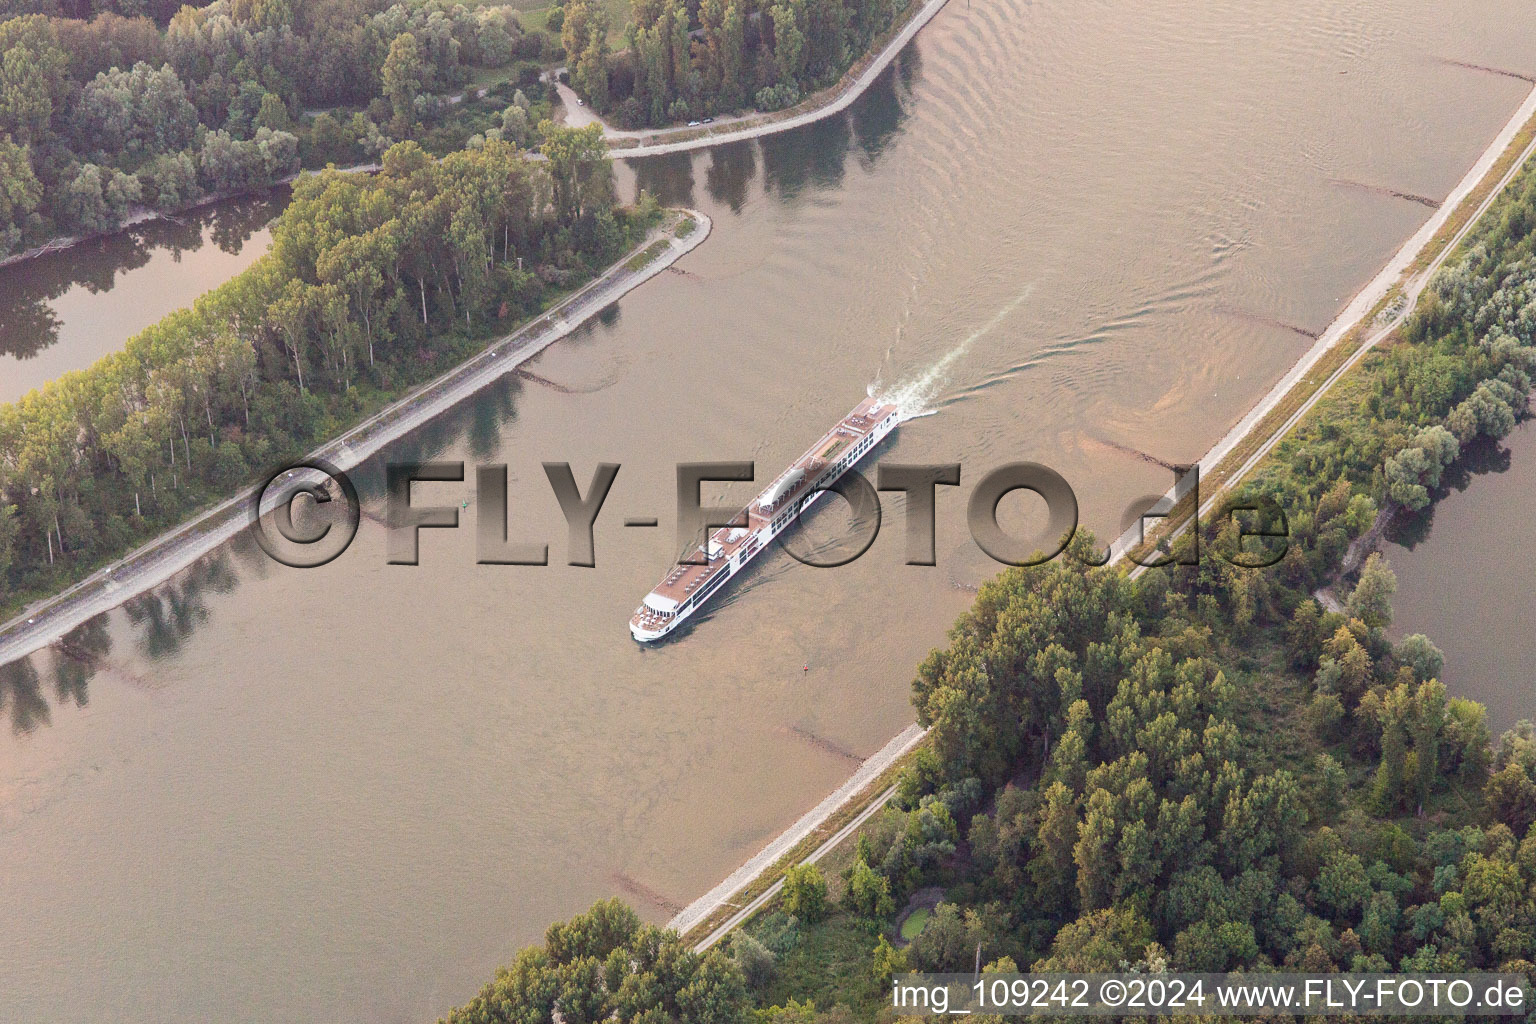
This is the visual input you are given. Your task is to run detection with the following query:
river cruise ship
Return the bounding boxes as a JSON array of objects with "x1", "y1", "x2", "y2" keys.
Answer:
[{"x1": 630, "y1": 397, "x2": 905, "y2": 641}]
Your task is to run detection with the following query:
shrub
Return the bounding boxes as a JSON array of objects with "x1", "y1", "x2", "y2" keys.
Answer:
[
  {"x1": 781, "y1": 863, "x2": 829, "y2": 923},
  {"x1": 844, "y1": 857, "x2": 894, "y2": 918},
  {"x1": 754, "y1": 82, "x2": 800, "y2": 111},
  {"x1": 729, "y1": 930, "x2": 775, "y2": 989},
  {"x1": 871, "y1": 934, "x2": 907, "y2": 983}
]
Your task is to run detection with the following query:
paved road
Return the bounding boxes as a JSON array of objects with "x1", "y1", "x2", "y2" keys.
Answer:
[
  {"x1": 548, "y1": 76, "x2": 606, "y2": 131},
  {"x1": 545, "y1": 0, "x2": 951, "y2": 158}
]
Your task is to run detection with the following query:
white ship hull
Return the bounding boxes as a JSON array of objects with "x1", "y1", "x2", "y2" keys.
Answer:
[{"x1": 631, "y1": 400, "x2": 905, "y2": 642}]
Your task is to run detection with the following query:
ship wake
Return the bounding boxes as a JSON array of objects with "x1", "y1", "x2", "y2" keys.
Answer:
[{"x1": 873, "y1": 283, "x2": 1035, "y2": 417}]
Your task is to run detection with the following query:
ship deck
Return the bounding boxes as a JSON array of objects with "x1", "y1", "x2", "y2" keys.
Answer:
[{"x1": 631, "y1": 397, "x2": 900, "y2": 634}]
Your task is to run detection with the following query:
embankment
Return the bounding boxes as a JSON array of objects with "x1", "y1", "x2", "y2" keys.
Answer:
[{"x1": 589, "y1": 0, "x2": 950, "y2": 160}]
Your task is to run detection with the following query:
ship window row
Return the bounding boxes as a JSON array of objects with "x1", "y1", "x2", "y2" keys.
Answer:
[{"x1": 681, "y1": 569, "x2": 730, "y2": 611}]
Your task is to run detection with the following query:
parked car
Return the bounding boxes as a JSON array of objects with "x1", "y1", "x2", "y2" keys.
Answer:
[
  {"x1": 701, "y1": 117, "x2": 714, "y2": 123},
  {"x1": 687, "y1": 120, "x2": 701, "y2": 127}
]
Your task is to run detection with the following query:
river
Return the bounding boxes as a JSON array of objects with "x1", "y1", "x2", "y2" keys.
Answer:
[{"x1": 3, "y1": 2, "x2": 1536, "y2": 1021}]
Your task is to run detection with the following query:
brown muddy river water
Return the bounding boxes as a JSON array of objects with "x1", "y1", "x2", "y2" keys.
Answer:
[{"x1": 4, "y1": 2, "x2": 1536, "y2": 1021}]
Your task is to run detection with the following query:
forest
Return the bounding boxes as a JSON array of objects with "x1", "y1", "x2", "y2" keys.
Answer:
[
  {"x1": 558, "y1": 0, "x2": 908, "y2": 128},
  {"x1": 0, "y1": 0, "x2": 550, "y2": 257},
  {"x1": 0, "y1": 0, "x2": 916, "y2": 256},
  {"x1": 433, "y1": 139, "x2": 1536, "y2": 1024},
  {"x1": 0, "y1": 122, "x2": 656, "y2": 614}
]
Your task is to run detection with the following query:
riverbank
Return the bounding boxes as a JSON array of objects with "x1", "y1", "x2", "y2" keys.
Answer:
[
  {"x1": 0, "y1": 209, "x2": 711, "y2": 667},
  {"x1": 553, "y1": 0, "x2": 949, "y2": 160},
  {"x1": 665, "y1": 80, "x2": 1536, "y2": 953},
  {"x1": 668, "y1": 724, "x2": 925, "y2": 941},
  {"x1": 0, "y1": 164, "x2": 380, "y2": 273},
  {"x1": 1117, "y1": 80, "x2": 1536, "y2": 569}
]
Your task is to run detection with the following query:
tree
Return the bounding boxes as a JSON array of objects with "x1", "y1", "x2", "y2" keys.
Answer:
[
  {"x1": 1286, "y1": 598, "x2": 1325, "y2": 668},
  {"x1": 1032, "y1": 907, "x2": 1154, "y2": 971},
  {"x1": 1446, "y1": 379, "x2": 1520, "y2": 443},
  {"x1": 74, "y1": 61, "x2": 199, "y2": 160},
  {"x1": 1347, "y1": 553, "x2": 1396, "y2": 630},
  {"x1": 0, "y1": 135, "x2": 40, "y2": 256},
  {"x1": 562, "y1": 0, "x2": 610, "y2": 109},
  {"x1": 719, "y1": 0, "x2": 745, "y2": 108},
  {"x1": 1315, "y1": 753, "x2": 1346, "y2": 821},
  {"x1": 729, "y1": 931, "x2": 774, "y2": 989},
  {"x1": 769, "y1": 0, "x2": 806, "y2": 87},
  {"x1": 316, "y1": 227, "x2": 394, "y2": 366},
  {"x1": 674, "y1": 948, "x2": 748, "y2": 1024},
  {"x1": 305, "y1": 112, "x2": 345, "y2": 164},
  {"x1": 65, "y1": 163, "x2": 109, "y2": 233},
  {"x1": 667, "y1": 0, "x2": 691, "y2": 110},
  {"x1": 475, "y1": 8, "x2": 517, "y2": 66},
  {"x1": 500, "y1": 103, "x2": 530, "y2": 147},
  {"x1": 267, "y1": 279, "x2": 314, "y2": 391},
  {"x1": 1073, "y1": 787, "x2": 1120, "y2": 912},
  {"x1": 907, "y1": 901, "x2": 982, "y2": 971},
  {"x1": 442, "y1": 900, "x2": 746, "y2": 1024},
  {"x1": 781, "y1": 862, "x2": 828, "y2": 922},
  {"x1": 844, "y1": 857, "x2": 894, "y2": 918},
  {"x1": 136, "y1": 151, "x2": 200, "y2": 211},
  {"x1": 224, "y1": 80, "x2": 270, "y2": 139},
  {"x1": 1372, "y1": 683, "x2": 1412, "y2": 813},
  {"x1": 1396, "y1": 634, "x2": 1444, "y2": 684},
  {"x1": 575, "y1": 25, "x2": 610, "y2": 111},
  {"x1": 698, "y1": 0, "x2": 729, "y2": 107},
  {"x1": 538, "y1": 120, "x2": 611, "y2": 222},
  {"x1": 1411, "y1": 679, "x2": 1447, "y2": 814},
  {"x1": 871, "y1": 934, "x2": 907, "y2": 983},
  {"x1": 1358, "y1": 891, "x2": 1400, "y2": 955},
  {"x1": 1308, "y1": 692, "x2": 1345, "y2": 742},
  {"x1": 1443, "y1": 698, "x2": 1491, "y2": 783},
  {"x1": 0, "y1": 15, "x2": 68, "y2": 145},
  {"x1": 1030, "y1": 780, "x2": 1079, "y2": 914},
  {"x1": 1315, "y1": 851, "x2": 1371, "y2": 920},
  {"x1": 1485, "y1": 763, "x2": 1536, "y2": 835},
  {"x1": 1321, "y1": 623, "x2": 1373, "y2": 706},
  {"x1": 1174, "y1": 920, "x2": 1258, "y2": 971},
  {"x1": 255, "y1": 91, "x2": 290, "y2": 131},
  {"x1": 896, "y1": 745, "x2": 942, "y2": 807},
  {"x1": 1385, "y1": 426, "x2": 1458, "y2": 511},
  {"x1": 349, "y1": 112, "x2": 390, "y2": 159},
  {"x1": 381, "y1": 32, "x2": 425, "y2": 135},
  {"x1": 546, "y1": 898, "x2": 639, "y2": 964},
  {"x1": 0, "y1": 498, "x2": 17, "y2": 579},
  {"x1": 103, "y1": 167, "x2": 141, "y2": 225}
]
